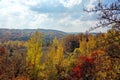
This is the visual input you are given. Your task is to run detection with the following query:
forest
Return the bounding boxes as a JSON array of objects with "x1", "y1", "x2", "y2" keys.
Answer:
[{"x1": 0, "y1": 0, "x2": 120, "y2": 80}]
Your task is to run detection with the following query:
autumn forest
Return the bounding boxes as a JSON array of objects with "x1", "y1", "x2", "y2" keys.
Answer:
[{"x1": 0, "y1": 0, "x2": 120, "y2": 80}]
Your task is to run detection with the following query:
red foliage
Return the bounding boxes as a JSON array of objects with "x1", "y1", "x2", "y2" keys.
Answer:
[
  {"x1": 73, "y1": 65, "x2": 81, "y2": 78},
  {"x1": 68, "y1": 56, "x2": 95, "y2": 80},
  {"x1": 80, "y1": 56, "x2": 93, "y2": 63},
  {"x1": 0, "y1": 47, "x2": 6, "y2": 55}
]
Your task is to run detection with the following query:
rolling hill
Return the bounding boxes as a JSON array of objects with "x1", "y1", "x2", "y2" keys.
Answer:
[{"x1": 0, "y1": 29, "x2": 67, "y2": 42}]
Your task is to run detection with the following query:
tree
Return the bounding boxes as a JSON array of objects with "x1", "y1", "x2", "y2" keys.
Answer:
[
  {"x1": 0, "y1": 52, "x2": 28, "y2": 80},
  {"x1": 85, "y1": 0, "x2": 120, "y2": 32},
  {"x1": 63, "y1": 34, "x2": 79, "y2": 52},
  {"x1": 74, "y1": 34, "x2": 96, "y2": 56},
  {"x1": 104, "y1": 28, "x2": 120, "y2": 58},
  {"x1": 26, "y1": 31, "x2": 43, "y2": 80},
  {"x1": 0, "y1": 47, "x2": 6, "y2": 56},
  {"x1": 67, "y1": 54, "x2": 94, "y2": 80},
  {"x1": 44, "y1": 37, "x2": 65, "y2": 80}
]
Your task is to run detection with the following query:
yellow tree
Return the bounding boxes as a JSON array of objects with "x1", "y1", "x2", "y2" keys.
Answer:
[
  {"x1": 44, "y1": 37, "x2": 77, "y2": 80},
  {"x1": 44, "y1": 37, "x2": 66, "y2": 79},
  {"x1": 26, "y1": 31, "x2": 43, "y2": 80},
  {"x1": 74, "y1": 34, "x2": 96, "y2": 56}
]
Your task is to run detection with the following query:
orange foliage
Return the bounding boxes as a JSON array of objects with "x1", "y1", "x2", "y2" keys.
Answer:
[
  {"x1": 89, "y1": 48, "x2": 105, "y2": 59},
  {"x1": 12, "y1": 76, "x2": 30, "y2": 80}
]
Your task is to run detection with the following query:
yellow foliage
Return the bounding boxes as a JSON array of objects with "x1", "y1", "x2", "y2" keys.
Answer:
[
  {"x1": 74, "y1": 34, "x2": 96, "y2": 56},
  {"x1": 26, "y1": 31, "x2": 43, "y2": 80},
  {"x1": 43, "y1": 37, "x2": 76, "y2": 79}
]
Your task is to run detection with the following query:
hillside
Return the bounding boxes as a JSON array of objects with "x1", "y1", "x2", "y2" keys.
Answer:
[{"x1": 0, "y1": 29, "x2": 67, "y2": 42}]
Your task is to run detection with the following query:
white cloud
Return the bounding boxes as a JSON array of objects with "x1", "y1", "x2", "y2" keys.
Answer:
[
  {"x1": 86, "y1": 0, "x2": 97, "y2": 9},
  {"x1": 0, "y1": 0, "x2": 45, "y2": 28},
  {"x1": 28, "y1": 14, "x2": 49, "y2": 29},
  {"x1": 59, "y1": 0, "x2": 82, "y2": 8},
  {"x1": 0, "y1": 0, "x2": 107, "y2": 32},
  {"x1": 20, "y1": 0, "x2": 40, "y2": 6},
  {"x1": 40, "y1": 14, "x2": 99, "y2": 32}
]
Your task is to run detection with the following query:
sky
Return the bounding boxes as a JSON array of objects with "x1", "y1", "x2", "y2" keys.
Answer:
[{"x1": 0, "y1": 0, "x2": 114, "y2": 32}]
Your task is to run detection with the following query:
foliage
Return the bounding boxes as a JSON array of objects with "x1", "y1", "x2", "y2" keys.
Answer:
[
  {"x1": 0, "y1": 26, "x2": 120, "y2": 80},
  {"x1": 26, "y1": 31, "x2": 43, "y2": 80},
  {"x1": 74, "y1": 34, "x2": 96, "y2": 56},
  {"x1": 63, "y1": 34, "x2": 80, "y2": 52},
  {"x1": 0, "y1": 1, "x2": 120, "y2": 79},
  {"x1": 0, "y1": 52, "x2": 27, "y2": 80}
]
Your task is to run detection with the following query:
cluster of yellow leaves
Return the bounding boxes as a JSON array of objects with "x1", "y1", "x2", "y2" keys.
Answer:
[
  {"x1": 43, "y1": 37, "x2": 76, "y2": 79},
  {"x1": 74, "y1": 34, "x2": 96, "y2": 56},
  {"x1": 26, "y1": 31, "x2": 43, "y2": 80}
]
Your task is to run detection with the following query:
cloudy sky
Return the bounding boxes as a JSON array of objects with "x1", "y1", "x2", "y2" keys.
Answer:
[{"x1": 0, "y1": 0, "x2": 112, "y2": 32}]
